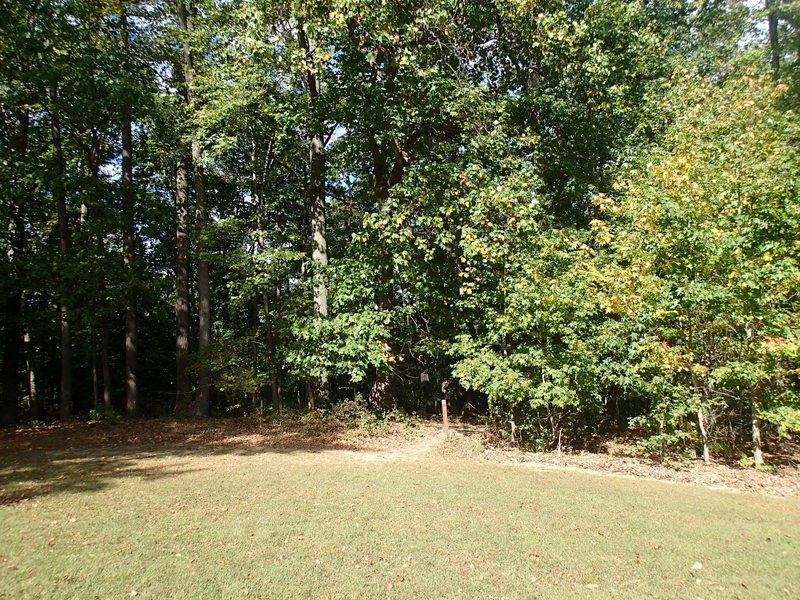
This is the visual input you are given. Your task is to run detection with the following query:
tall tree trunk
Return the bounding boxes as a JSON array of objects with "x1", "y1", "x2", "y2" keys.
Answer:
[
  {"x1": 368, "y1": 342, "x2": 394, "y2": 408},
  {"x1": 262, "y1": 289, "x2": 281, "y2": 412},
  {"x1": 2, "y1": 208, "x2": 22, "y2": 426},
  {"x1": 367, "y1": 136, "x2": 403, "y2": 409},
  {"x1": 2, "y1": 291, "x2": 22, "y2": 426},
  {"x1": 91, "y1": 327, "x2": 99, "y2": 409},
  {"x1": 121, "y1": 128, "x2": 138, "y2": 419},
  {"x1": 175, "y1": 152, "x2": 192, "y2": 415},
  {"x1": 252, "y1": 150, "x2": 282, "y2": 413},
  {"x1": 308, "y1": 134, "x2": 328, "y2": 320},
  {"x1": 691, "y1": 371, "x2": 711, "y2": 465},
  {"x1": 368, "y1": 250, "x2": 395, "y2": 408},
  {"x1": 766, "y1": 0, "x2": 780, "y2": 78},
  {"x1": 51, "y1": 89, "x2": 72, "y2": 421},
  {"x1": 193, "y1": 154, "x2": 211, "y2": 416},
  {"x1": 177, "y1": 0, "x2": 211, "y2": 416},
  {"x1": 697, "y1": 406, "x2": 710, "y2": 465},
  {"x1": 24, "y1": 331, "x2": 39, "y2": 421},
  {"x1": 121, "y1": 7, "x2": 139, "y2": 418},
  {"x1": 174, "y1": 0, "x2": 193, "y2": 416},
  {"x1": 298, "y1": 26, "x2": 329, "y2": 407},
  {"x1": 101, "y1": 323, "x2": 111, "y2": 409},
  {"x1": 2, "y1": 111, "x2": 29, "y2": 426},
  {"x1": 752, "y1": 411, "x2": 764, "y2": 467}
]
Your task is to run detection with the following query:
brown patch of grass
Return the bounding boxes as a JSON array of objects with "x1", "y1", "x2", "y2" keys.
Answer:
[{"x1": 0, "y1": 414, "x2": 417, "y2": 456}]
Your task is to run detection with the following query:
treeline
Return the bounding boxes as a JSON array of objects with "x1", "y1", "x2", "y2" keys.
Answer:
[{"x1": 1, "y1": 0, "x2": 798, "y2": 464}]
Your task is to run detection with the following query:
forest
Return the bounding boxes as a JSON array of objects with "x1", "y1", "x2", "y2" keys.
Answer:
[{"x1": 1, "y1": 0, "x2": 799, "y2": 467}]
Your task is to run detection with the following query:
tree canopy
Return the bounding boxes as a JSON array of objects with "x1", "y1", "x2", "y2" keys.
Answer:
[{"x1": 1, "y1": 0, "x2": 798, "y2": 465}]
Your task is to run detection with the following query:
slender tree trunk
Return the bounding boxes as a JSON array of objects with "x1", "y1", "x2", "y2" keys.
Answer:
[
  {"x1": 177, "y1": 0, "x2": 211, "y2": 416},
  {"x1": 101, "y1": 323, "x2": 111, "y2": 409},
  {"x1": 262, "y1": 289, "x2": 281, "y2": 412},
  {"x1": 752, "y1": 411, "x2": 764, "y2": 467},
  {"x1": 121, "y1": 145, "x2": 139, "y2": 419},
  {"x1": 2, "y1": 291, "x2": 22, "y2": 426},
  {"x1": 193, "y1": 155, "x2": 211, "y2": 416},
  {"x1": 309, "y1": 135, "x2": 328, "y2": 319},
  {"x1": 81, "y1": 137, "x2": 100, "y2": 414},
  {"x1": 91, "y1": 327, "x2": 99, "y2": 409},
  {"x1": 24, "y1": 331, "x2": 39, "y2": 421},
  {"x1": 367, "y1": 140, "x2": 400, "y2": 409},
  {"x1": 368, "y1": 344, "x2": 395, "y2": 408},
  {"x1": 175, "y1": 153, "x2": 192, "y2": 415},
  {"x1": 299, "y1": 26, "x2": 329, "y2": 407},
  {"x1": 252, "y1": 153, "x2": 282, "y2": 413},
  {"x1": 58, "y1": 268, "x2": 71, "y2": 420},
  {"x1": 691, "y1": 371, "x2": 711, "y2": 465},
  {"x1": 368, "y1": 250, "x2": 395, "y2": 408},
  {"x1": 0, "y1": 111, "x2": 30, "y2": 425},
  {"x1": 120, "y1": 8, "x2": 139, "y2": 418},
  {"x1": 305, "y1": 379, "x2": 315, "y2": 410},
  {"x1": 2, "y1": 111, "x2": 29, "y2": 426},
  {"x1": 697, "y1": 406, "x2": 710, "y2": 465},
  {"x1": 766, "y1": 0, "x2": 780, "y2": 78},
  {"x1": 2, "y1": 201, "x2": 22, "y2": 426},
  {"x1": 51, "y1": 89, "x2": 72, "y2": 421}
]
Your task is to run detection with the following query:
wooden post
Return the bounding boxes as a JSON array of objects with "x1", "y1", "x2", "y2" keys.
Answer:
[{"x1": 441, "y1": 398, "x2": 449, "y2": 440}]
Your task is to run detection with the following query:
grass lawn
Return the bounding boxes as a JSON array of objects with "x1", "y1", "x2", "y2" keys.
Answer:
[{"x1": 0, "y1": 430, "x2": 798, "y2": 600}]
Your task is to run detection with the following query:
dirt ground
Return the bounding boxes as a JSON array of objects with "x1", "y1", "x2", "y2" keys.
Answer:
[
  {"x1": 442, "y1": 422, "x2": 800, "y2": 498},
  {"x1": 1, "y1": 417, "x2": 798, "y2": 498},
  {"x1": 0, "y1": 417, "x2": 415, "y2": 454}
]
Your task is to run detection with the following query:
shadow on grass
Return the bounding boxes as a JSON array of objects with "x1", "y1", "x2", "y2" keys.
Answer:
[
  {"x1": 0, "y1": 455, "x2": 202, "y2": 505},
  {"x1": 0, "y1": 418, "x2": 386, "y2": 505}
]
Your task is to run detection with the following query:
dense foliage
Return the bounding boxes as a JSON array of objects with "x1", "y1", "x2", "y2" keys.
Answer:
[{"x1": 1, "y1": 0, "x2": 798, "y2": 465}]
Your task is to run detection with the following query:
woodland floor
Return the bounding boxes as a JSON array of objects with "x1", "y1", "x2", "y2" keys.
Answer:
[{"x1": 0, "y1": 418, "x2": 798, "y2": 599}]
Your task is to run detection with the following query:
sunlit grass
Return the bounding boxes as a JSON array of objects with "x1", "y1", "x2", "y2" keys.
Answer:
[{"x1": 1, "y1": 444, "x2": 798, "y2": 599}]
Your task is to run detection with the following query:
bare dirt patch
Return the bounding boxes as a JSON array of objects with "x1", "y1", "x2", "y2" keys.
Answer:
[
  {"x1": 1, "y1": 418, "x2": 798, "y2": 497},
  {"x1": 0, "y1": 416, "x2": 418, "y2": 456},
  {"x1": 439, "y1": 422, "x2": 800, "y2": 497}
]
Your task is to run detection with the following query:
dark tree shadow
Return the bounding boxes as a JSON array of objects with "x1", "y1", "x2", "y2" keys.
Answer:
[
  {"x1": 0, "y1": 455, "x2": 203, "y2": 505},
  {"x1": 0, "y1": 418, "x2": 393, "y2": 505}
]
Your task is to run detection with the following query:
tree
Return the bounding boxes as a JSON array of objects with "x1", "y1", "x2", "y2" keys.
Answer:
[
  {"x1": 120, "y1": 4, "x2": 139, "y2": 418},
  {"x1": 174, "y1": 0, "x2": 194, "y2": 416},
  {"x1": 596, "y1": 66, "x2": 800, "y2": 464}
]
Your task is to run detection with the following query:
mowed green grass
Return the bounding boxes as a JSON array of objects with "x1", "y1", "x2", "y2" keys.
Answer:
[{"x1": 1, "y1": 444, "x2": 798, "y2": 600}]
